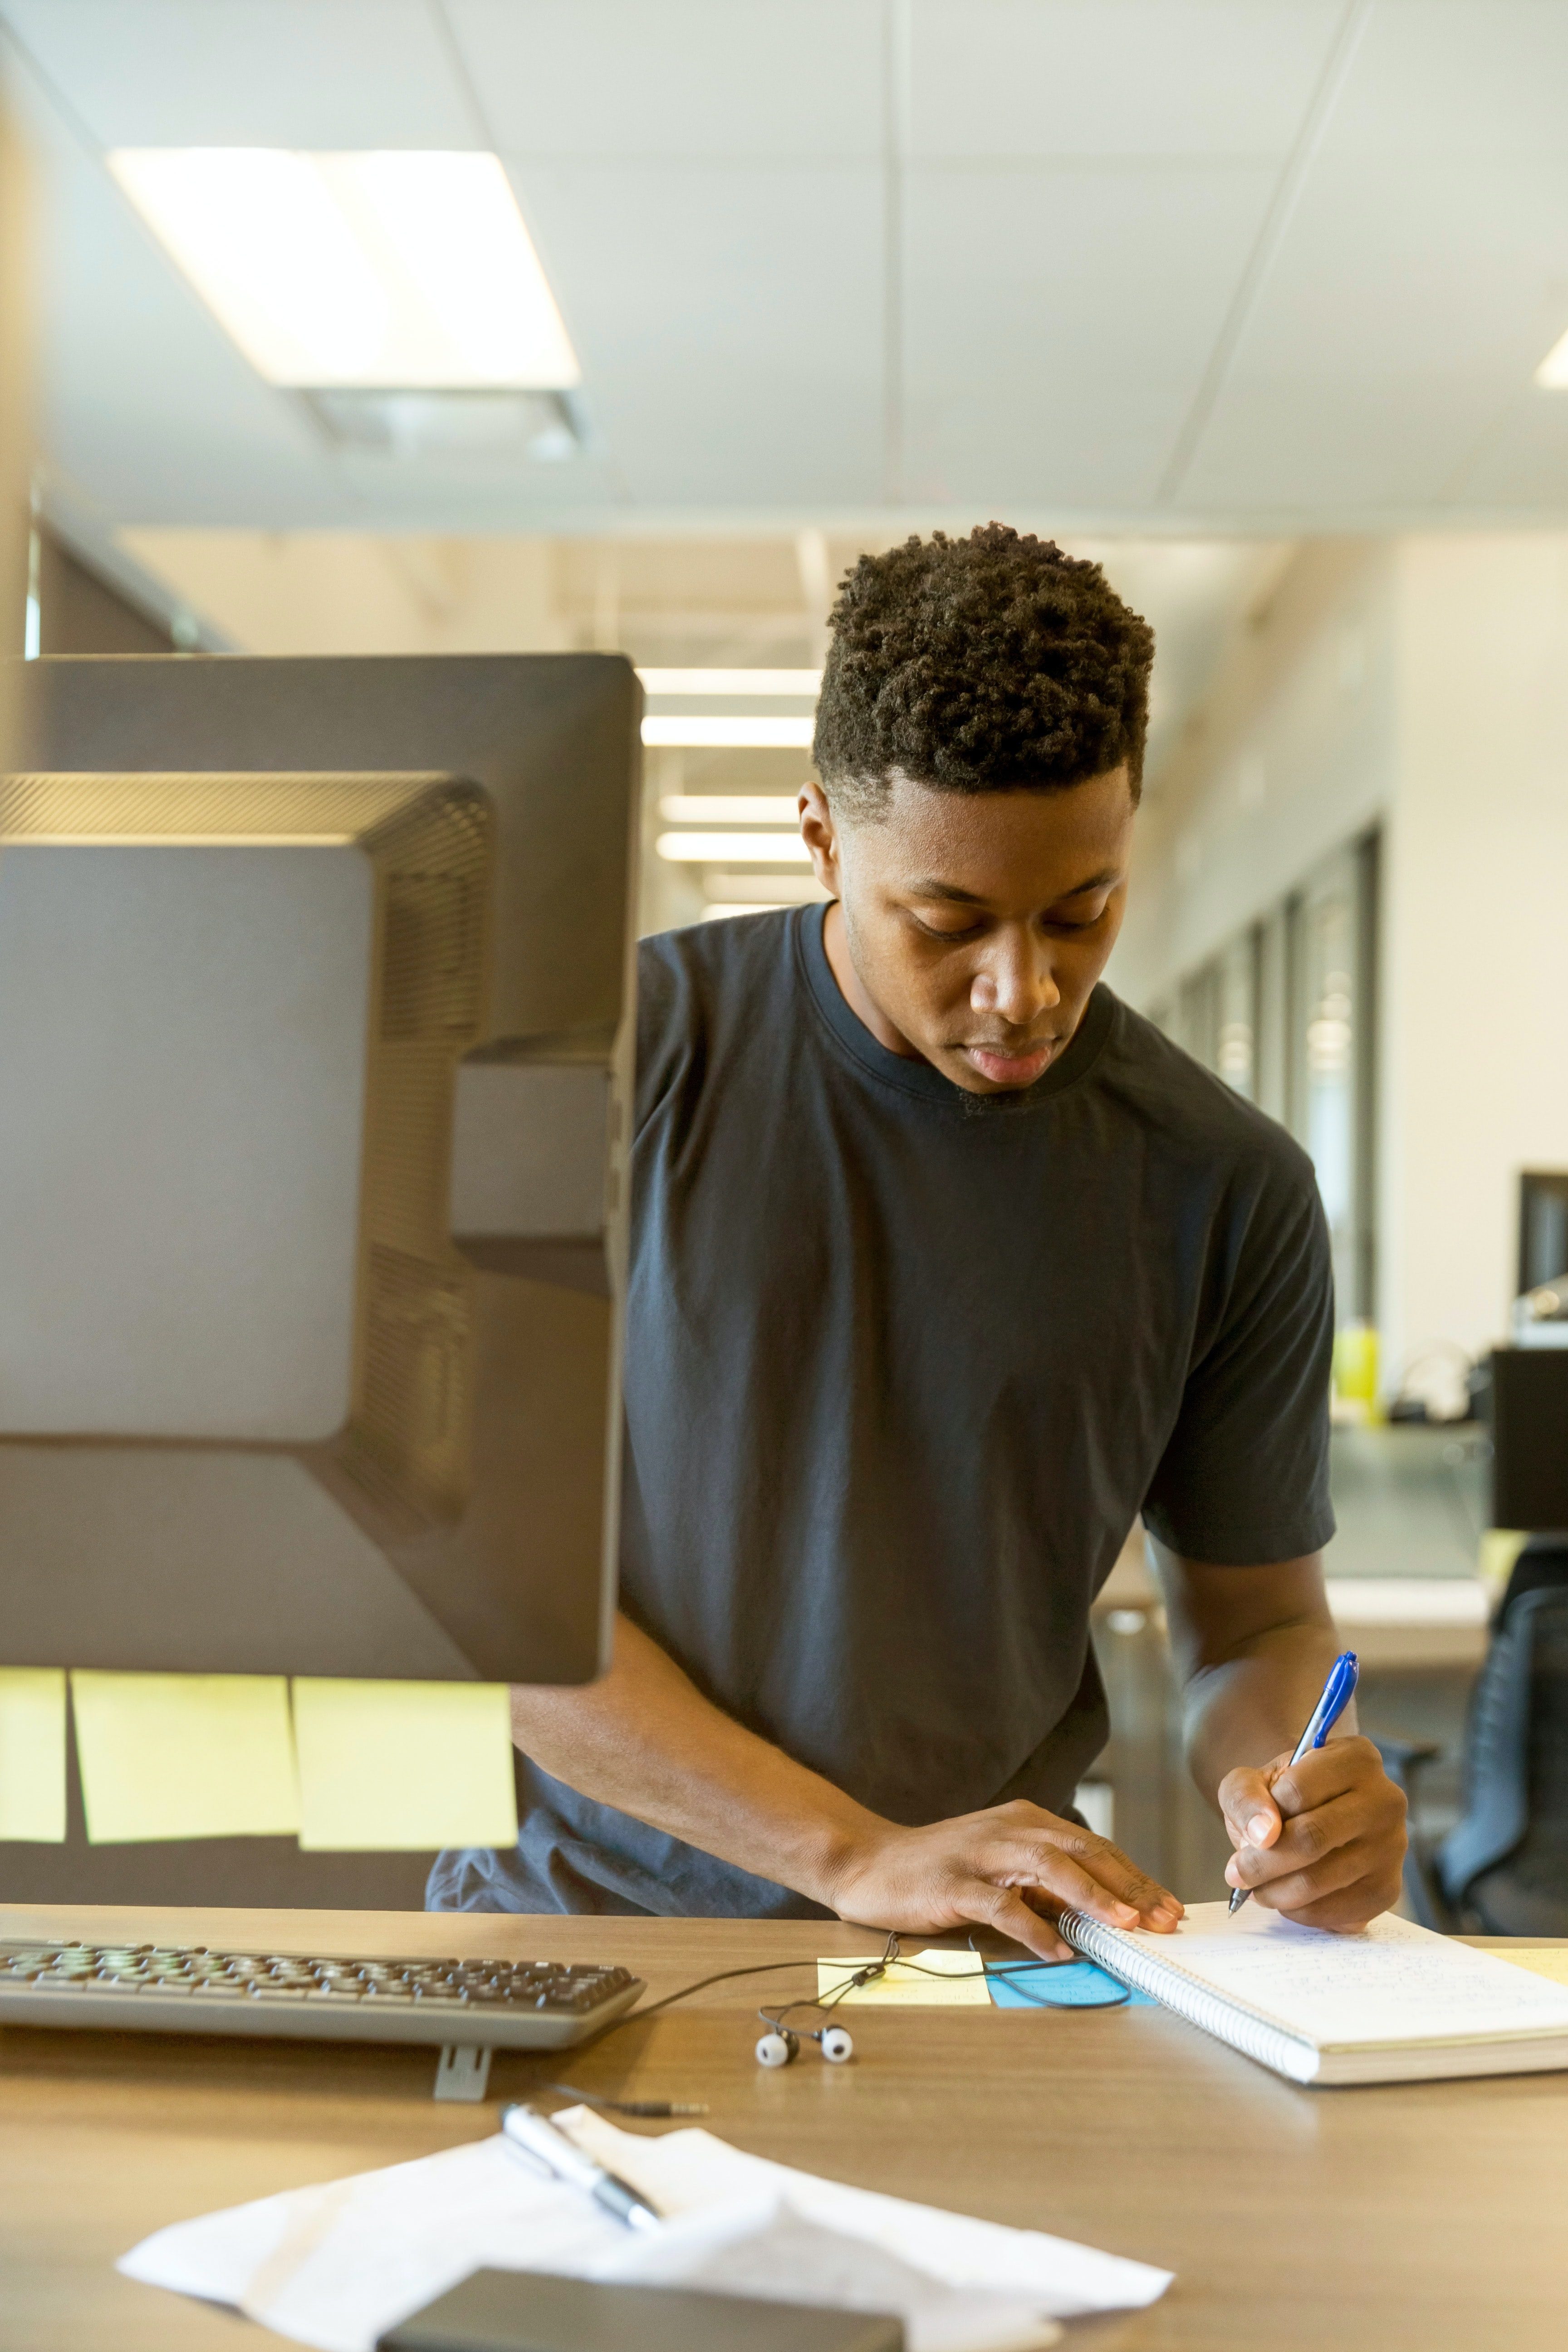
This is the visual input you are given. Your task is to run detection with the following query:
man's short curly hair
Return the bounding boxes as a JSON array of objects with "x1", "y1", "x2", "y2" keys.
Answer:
[{"x1": 813, "y1": 524, "x2": 1154, "y2": 818}]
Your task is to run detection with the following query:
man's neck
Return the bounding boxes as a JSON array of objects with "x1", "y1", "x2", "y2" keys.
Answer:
[{"x1": 821, "y1": 900, "x2": 925, "y2": 1062}]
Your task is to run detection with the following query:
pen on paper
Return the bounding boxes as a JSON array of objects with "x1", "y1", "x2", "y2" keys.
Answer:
[
  {"x1": 1229, "y1": 1651, "x2": 1360, "y2": 1916},
  {"x1": 500, "y1": 2102, "x2": 662, "y2": 2232}
]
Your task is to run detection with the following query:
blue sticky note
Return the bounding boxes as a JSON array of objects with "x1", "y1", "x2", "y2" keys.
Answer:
[{"x1": 985, "y1": 1959, "x2": 1155, "y2": 2009}]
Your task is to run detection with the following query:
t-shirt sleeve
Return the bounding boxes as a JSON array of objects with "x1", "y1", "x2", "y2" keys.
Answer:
[
  {"x1": 632, "y1": 934, "x2": 686, "y2": 1136},
  {"x1": 1140, "y1": 1151, "x2": 1336, "y2": 1565}
]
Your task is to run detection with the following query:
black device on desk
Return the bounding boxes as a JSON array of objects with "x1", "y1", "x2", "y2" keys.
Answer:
[
  {"x1": 376, "y1": 2269, "x2": 903, "y2": 2352},
  {"x1": 0, "y1": 652, "x2": 642, "y2": 2074},
  {"x1": 1488, "y1": 1345, "x2": 1568, "y2": 1532}
]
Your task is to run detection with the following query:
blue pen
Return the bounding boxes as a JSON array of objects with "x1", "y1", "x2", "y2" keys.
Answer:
[{"x1": 1228, "y1": 1649, "x2": 1360, "y2": 1914}]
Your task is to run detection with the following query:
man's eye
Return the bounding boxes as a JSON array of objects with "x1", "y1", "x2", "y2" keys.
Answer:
[{"x1": 912, "y1": 913, "x2": 983, "y2": 940}]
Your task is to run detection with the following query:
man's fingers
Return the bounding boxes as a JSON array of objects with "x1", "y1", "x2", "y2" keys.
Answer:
[
  {"x1": 1225, "y1": 1788, "x2": 1369, "y2": 1889},
  {"x1": 961, "y1": 1882, "x2": 1073, "y2": 1963},
  {"x1": 1230, "y1": 1825, "x2": 1366, "y2": 1907},
  {"x1": 977, "y1": 1840, "x2": 1167, "y2": 1932},
  {"x1": 1217, "y1": 1765, "x2": 1283, "y2": 1854},
  {"x1": 1270, "y1": 1734, "x2": 1390, "y2": 1819},
  {"x1": 1244, "y1": 1835, "x2": 1399, "y2": 1922},
  {"x1": 993, "y1": 1829, "x2": 1182, "y2": 1926},
  {"x1": 1260, "y1": 1861, "x2": 1406, "y2": 1933}
]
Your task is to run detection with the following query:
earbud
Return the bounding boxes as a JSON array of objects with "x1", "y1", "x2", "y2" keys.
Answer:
[{"x1": 753, "y1": 2020, "x2": 855, "y2": 2068}]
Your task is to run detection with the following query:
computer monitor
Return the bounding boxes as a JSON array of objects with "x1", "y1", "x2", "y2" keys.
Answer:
[
  {"x1": 1489, "y1": 1346, "x2": 1568, "y2": 1534},
  {"x1": 0, "y1": 652, "x2": 640, "y2": 1689}
]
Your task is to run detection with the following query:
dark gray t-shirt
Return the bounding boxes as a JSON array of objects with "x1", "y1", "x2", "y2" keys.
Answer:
[{"x1": 429, "y1": 904, "x2": 1334, "y2": 1919}]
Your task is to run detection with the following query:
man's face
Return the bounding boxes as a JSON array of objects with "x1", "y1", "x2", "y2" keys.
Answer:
[{"x1": 801, "y1": 766, "x2": 1136, "y2": 1096}]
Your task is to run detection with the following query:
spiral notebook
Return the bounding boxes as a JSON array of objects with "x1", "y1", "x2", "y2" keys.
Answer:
[{"x1": 1059, "y1": 1900, "x2": 1568, "y2": 2086}]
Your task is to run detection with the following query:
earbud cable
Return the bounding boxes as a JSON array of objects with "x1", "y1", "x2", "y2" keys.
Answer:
[{"x1": 534, "y1": 1926, "x2": 1126, "y2": 2110}]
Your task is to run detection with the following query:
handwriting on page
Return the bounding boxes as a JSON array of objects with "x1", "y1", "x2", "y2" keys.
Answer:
[{"x1": 1161, "y1": 1913, "x2": 1568, "y2": 2047}]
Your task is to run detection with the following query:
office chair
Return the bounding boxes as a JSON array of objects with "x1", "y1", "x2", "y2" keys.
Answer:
[{"x1": 1374, "y1": 1536, "x2": 1568, "y2": 1936}]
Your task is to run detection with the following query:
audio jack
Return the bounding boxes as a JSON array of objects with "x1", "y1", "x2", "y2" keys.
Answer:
[{"x1": 542, "y1": 2081, "x2": 708, "y2": 2118}]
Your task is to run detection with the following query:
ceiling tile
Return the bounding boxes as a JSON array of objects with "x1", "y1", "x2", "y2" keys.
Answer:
[
  {"x1": 449, "y1": 0, "x2": 883, "y2": 161},
  {"x1": 907, "y1": 0, "x2": 1341, "y2": 160},
  {"x1": 1, "y1": 0, "x2": 478, "y2": 148},
  {"x1": 1320, "y1": 0, "x2": 1568, "y2": 161},
  {"x1": 1449, "y1": 389, "x2": 1568, "y2": 510},
  {"x1": 507, "y1": 160, "x2": 883, "y2": 504},
  {"x1": 1178, "y1": 157, "x2": 1568, "y2": 512},
  {"x1": 903, "y1": 163, "x2": 1276, "y2": 507},
  {"x1": 20, "y1": 83, "x2": 359, "y2": 525}
]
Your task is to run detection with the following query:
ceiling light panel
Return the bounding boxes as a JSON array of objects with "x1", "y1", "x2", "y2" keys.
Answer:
[
  {"x1": 654, "y1": 833, "x2": 812, "y2": 864},
  {"x1": 659, "y1": 797, "x2": 802, "y2": 823},
  {"x1": 642, "y1": 717, "x2": 815, "y2": 750},
  {"x1": 1535, "y1": 329, "x2": 1568, "y2": 389},
  {"x1": 638, "y1": 670, "x2": 822, "y2": 696},
  {"x1": 108, "y1": 150, "x2": 580, "y2": 389}
]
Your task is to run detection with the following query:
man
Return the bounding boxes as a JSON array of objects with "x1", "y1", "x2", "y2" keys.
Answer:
[{"x1": 431, "y1": 524, "x2": 1406, "y2": 1955}]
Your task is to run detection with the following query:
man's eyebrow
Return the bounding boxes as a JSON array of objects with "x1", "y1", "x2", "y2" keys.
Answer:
[{"x1": 907, "y1": 867, "x2": 1122, "y2": 906}]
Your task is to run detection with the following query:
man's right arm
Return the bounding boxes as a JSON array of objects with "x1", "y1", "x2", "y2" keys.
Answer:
[{"x1": 509, "y1": 1611, "x2": 1182, "y2": 1958}]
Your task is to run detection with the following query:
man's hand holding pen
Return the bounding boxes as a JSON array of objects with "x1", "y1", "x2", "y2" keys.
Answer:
[{"x1": 1218, "y1": 1735, "x2": 1407, "y2": 1930}]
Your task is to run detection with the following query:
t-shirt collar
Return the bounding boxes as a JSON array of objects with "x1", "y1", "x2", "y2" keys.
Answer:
[{"x1": 795, "y1": 900, "x2": 1116, "y2": 1112}]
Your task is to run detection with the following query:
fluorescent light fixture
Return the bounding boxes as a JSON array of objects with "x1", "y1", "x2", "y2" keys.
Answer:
[
  {"x1": 1537, "y1": 328, "x2": 1568, "y2": 388},
  {"x1": 707, "y1": 873, "x2": 827, "y2": 903},
  {"x1": 659, "y1": 795, "x2": 801, "y2": 824},
  {"x1": 638, "y1": 670, "x2": 822, "y2": 697},
  {"x1": 642, "y1": 717, "x2": 815, "y2": 750},
  {"x1": 702, "y1": 903, "x2": 789, "y2": 920},
  {"x1": 655, "y1": 833, "x2": 813, "y2": 864},
  {"x1": 108, "y1": 149, "x2": 580, "y2": 389}
]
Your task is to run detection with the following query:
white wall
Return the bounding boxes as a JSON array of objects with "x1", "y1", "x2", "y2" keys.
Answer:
[
  {"x1": 0, "y1": 81, "x2": 33, "y2": 755},
  {"x1": 1111, "y1": 540, "x2": 1397, "y2": 1008},
  {"x1": 1119, "y1": 532, "x2": 1568, "y2": 1390},
  {"x1": 1382, "y1": 538, "x2": 1568, "y2": 1377},
  {"x1": 119, "y1": 530, "x2": 566, "y2": 659}
]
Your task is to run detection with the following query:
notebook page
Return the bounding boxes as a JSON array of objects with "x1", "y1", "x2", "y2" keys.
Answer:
[{"x1": 1107, "y1": 1902, "x2": 1568, "y2": 2051}]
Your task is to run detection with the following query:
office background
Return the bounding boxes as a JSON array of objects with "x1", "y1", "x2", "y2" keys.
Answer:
[{"x1": 3, "y1": 0, "x2": 1566, "y2": 1905}]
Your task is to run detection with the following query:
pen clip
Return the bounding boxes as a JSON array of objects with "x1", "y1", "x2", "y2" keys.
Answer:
[
  {"x1": 1309, "y1": 1651, "x2": 1359, "y2": 1749},
  {"x1": 500, "y1": 2133, "x2": 557, "y2": 2183}
]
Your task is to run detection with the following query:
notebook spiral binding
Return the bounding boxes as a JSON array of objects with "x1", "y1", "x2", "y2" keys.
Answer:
[{"x1": 1057, "y1": 1910, "x2": 1319, "y2": 2084}]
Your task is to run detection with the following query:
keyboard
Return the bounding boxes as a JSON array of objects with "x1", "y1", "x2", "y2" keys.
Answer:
[{"x1": 0, "y1": 1940, "x2": 644, "y2": 2051}]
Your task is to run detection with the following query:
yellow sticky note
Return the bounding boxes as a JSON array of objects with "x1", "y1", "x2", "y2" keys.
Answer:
[
  {"x1": 292, "y1": 1680, "x2": 518, "y2": 1852},
  {"x1": 1494, "y1": 1948, "x2": 1568, "y2": 1987},
  {"x1": 816, "y1": 1950, "x2": 991, "y2": 2007},
  {"x1": 0, "y1": 1667, "x2": 68, "y2": 1842},
  {"x1": 71, "y1": 1672, "x2": 299, "y2": 1843}
]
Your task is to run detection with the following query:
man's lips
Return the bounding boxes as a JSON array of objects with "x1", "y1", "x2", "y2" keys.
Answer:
[{"x1": 961, "y1": 1038, "x2": 1060, "y2": 1084}]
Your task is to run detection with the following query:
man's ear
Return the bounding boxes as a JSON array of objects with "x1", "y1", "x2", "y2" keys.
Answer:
[{"x1": 798, "y1": 780, "x2": 841, "y2": 896}]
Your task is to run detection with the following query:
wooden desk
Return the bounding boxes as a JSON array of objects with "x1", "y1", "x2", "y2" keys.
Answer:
[{"x1": 4, "y1": 1904, "x2": 1565, "y2": 2352}]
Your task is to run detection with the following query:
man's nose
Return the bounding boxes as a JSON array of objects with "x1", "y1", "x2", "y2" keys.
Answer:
[{"x1": 970, "y1": 930, "x2": 1062, "y2": 1026}]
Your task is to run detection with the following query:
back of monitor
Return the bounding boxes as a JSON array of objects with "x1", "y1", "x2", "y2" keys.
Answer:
[{"x1": 0, "y1": 654, "x2": 640, "y2": 1686}]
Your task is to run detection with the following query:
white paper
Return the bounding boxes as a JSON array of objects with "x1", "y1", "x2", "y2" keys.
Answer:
[
  {"x1": 1116, "y1": 1901, "x2": 1568, "y2": 2049},
  {"x1": 119, "y1": 2109, "x2": 1172, "y2": 2352},
  {"x1": 595, "y1": 2195, "x2": 1063, "y2": 2352}
]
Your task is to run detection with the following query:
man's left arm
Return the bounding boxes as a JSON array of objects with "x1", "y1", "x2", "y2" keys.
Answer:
[{"x1": 1152, "y1": 1545, "x2": 1407, "y2": 1928}]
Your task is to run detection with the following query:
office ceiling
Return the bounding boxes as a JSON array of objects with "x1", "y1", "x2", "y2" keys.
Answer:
[{"x1": 5, "y1": 0, "x2": 1568, "y2": 535}]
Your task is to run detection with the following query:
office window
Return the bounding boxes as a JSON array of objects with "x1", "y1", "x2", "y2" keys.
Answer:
[
  {"x1": 1176, "y1": 962, "x2": 1219, "y2": 1072},
  {"x1": 1286, "y1": 835, "x2": 1378, "y2": 1322},
  {"x1": 1159, "y1": 828, "x2": 1379, "y2": 1323},
  {"x1": 1254, "y1": 908, "x2": 1289, "y2": 1122},
  {"x1": 1215, "y1": 931, "x2": 1258, "y2": 1099}
]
